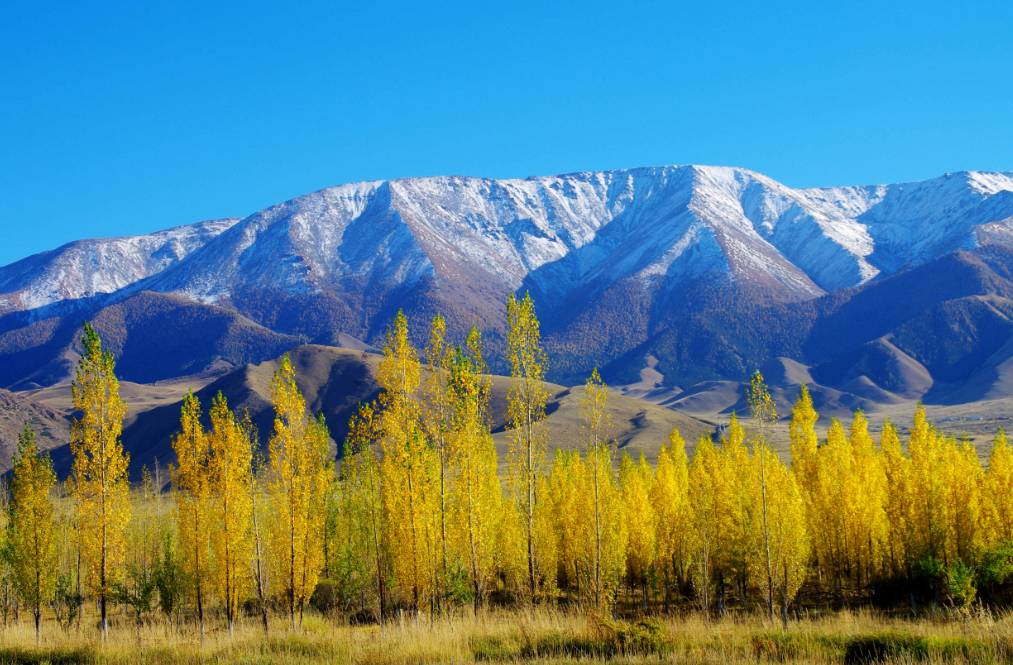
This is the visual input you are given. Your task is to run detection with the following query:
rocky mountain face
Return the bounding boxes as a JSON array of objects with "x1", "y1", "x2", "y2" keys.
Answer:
[{"x1": 2, "y1": 165, "x2": 1013, "y2": 406}]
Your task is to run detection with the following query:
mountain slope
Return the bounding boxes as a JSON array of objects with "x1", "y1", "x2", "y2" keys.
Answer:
[
  {"x1": 0, "y1": 218, "x2": 237, "y2": 315},
  {"x1": 1, "y1": 166, "x2": 1013, "y2": 394},
  {"x1": 26, "y1": 345, "x2": 714, "y2": 477},
  {"x1": 0, "y1": 388, "x2": 69, "y2": 468},
  {"x1": 0, "y1": 292, "x2": 302, "y2": 389}
]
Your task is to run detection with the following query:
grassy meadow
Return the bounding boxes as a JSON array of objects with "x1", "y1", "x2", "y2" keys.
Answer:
[{"x1": 0, "y1": 608, "x2": 1009, "y2": 665}]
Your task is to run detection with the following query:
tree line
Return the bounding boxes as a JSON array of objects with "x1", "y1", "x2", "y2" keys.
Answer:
[{"x1": 1, "y1": 295, "x2": 1011, "y2": 643}]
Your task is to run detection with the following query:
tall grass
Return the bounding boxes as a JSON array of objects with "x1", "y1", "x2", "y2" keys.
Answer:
[{"x1": 0, "y1": 608, "x2": 1008, "y2": 664}]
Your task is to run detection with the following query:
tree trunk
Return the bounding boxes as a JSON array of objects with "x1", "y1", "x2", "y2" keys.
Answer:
[
  {"x1": 526, "y1": 406, "x2": 536, "y2": 602},
  {"x1": 780, "y1": 562, "x2": 790, "y2": 628},
  {"x1": 75, "y1": 544, "x2": 82, "y2": 632},
  {"x1": 99, "y1": 540, "x2": 108, "y2": 640},
  {"x1": 289, "y1": 516, "x2": 297, "y2": 630},
  {"x1": 439, "y1": 438, "x2": 448, "y2": 613},
  {"x1": 252, "y1": 494, "x2": 270, "y2": 635},
  {"x1": 593, "y1": 449, "x2": 602, "y2": 609},
  {"x1": 759, "y1": 449, "x2": 775, "y2": 622},
  {"x1": 197, "y1": 583, "x2": 205, "y2": 641},
  {"x1": 100, "y1": 592, "x2": 107, "y2": 639},
  {"x1": 34, "y1": 564, "x2": 41, "y2": 644}
]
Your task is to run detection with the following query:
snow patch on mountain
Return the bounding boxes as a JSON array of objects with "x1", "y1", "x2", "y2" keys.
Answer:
[
  {"x1": 4, "y1": 166, "x2": 1013, "y2": 325},
  {"x1": 0, "y1": 219, "x2": 237, "y2": 313}
]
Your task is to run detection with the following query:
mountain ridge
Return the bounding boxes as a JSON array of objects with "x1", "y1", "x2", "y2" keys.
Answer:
[{"x1": 2, "y1": 164, "x2": 1013, "y2": 404}]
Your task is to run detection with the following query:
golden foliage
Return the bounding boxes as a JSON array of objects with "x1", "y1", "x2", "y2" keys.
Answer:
[
  {"x1": 8, "y1": 425, "x2": 57, "y2": 640},
  {"x1": 70, "y1": 323, "x2": 131, "y2": 636},
  {"x1": 207, "y1": 393, "x2": 255, "y2": 632},
  {"x1": 170, "y1": 390, "x2": 212, "y2": 633},
  {"x1": 651, "y1": 428, "x2": 693, "y2": 601},
  {"x1": 505, "y1": 292, "x2": 552, "y2": 601},
  {"x1": 376, "y1": 311, "x2": 440, "y2": 612},
  {"x1": 267, "y1": 355, "x2": 334, "y2": 627},
  {"x1": 984, "y1": 429, "x2": 1013, "y2": 544}
]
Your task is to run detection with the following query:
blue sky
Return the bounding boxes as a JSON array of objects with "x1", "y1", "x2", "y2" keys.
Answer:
[{"x1": 2, "y1": 1, "x2": 1011, "y2": 265}]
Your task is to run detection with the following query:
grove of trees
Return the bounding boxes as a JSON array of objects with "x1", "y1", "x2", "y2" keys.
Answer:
[{"x1": 0, "y1": 297, "x2": 1011, "y2": 642}]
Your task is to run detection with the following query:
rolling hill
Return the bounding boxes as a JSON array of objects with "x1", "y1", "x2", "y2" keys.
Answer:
[
  {"x1": 15, "y1": 345, "x2": 715, "y2": 478},
  {"x1": 2, "y1": 165, "x2": 1013, "y2": 470}
]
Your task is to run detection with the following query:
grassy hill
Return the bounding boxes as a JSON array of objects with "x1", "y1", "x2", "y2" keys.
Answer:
[{"x1": 12, "y1": 344, "x2": 716, "y2": 477}]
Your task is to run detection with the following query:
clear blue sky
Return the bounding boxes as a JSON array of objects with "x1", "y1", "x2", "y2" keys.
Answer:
[{"x1": 2, "y1": 1, "x2": 1011, "y2": 266}]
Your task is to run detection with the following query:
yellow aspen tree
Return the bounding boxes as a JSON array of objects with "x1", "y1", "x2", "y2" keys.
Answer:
[
  {"x1": 904, "y1": 412, "x2": 984, "y2": 567},
  {"x1": 8, "y1": 425, "x2": 57, "y2": 643},
  {"x1": 340, "y1": 402, "x2": 389, "y2": 620},
  {"x1": 70, "y1": 323, "x2": 131, "y2": 639},
  {"x1": 331, "y1": 453, "x2": 365, "y2": 612},
  {"x1": 789, "y1": 387, "x2": 821, "y2": 576},
  {"x1": 119, "y1": 467, "x2": 157, "y2": 632},
  {"x1": 422, "y1": 314, "x2": 454, "y2": 604},
  {"x1": 62, "y1": 474, "x2": 86, "y2": 632},
  {"x1": 207, "y1": 392, "x2": 255, "y2": 634},
  {"x1": 789, "y1": 386, "x2": 819, "y2": 492},
  {"x1": 651, "y1": 427, "x2": 693, "y2": 607},
  {"x1": 493, "y1": 508, "x2": 522, "y2": 595},
  {"x1": 0, "y1": 485, "x2": 12, "y2": 627},
  {"x1": 620, "y1": 453, "x2": 656, "y2": 611},
  {"x1": 134, "y1": 466, "x2": 162, "y2": 591},
  {"x1": 547, "y1": 449, "x2": 587, "y2": 596},
  {"x1": 848, "y1": 411, "x2": 889, "y2": 583},
  {"x1": 447, "y1": 328, "x2": 503, "y2": 611},
  {"x1": 547, "y1": 447, "x2": 625, "y2": 607},
  {"x1": 0, "y1": 486, "x2": 14, "y2": 627},
  {"x1": 984, "y1": 429, "x2": 1013, "y2": 544},
  {"x1": 812, "y1": 419, "x2": 851, "y2": 588},
  {"x1": 582, "y1": 368, "x2": 611, "y2": 609},
  {"x1": 532, "y1": 473, "x2": 560, "y2": 596},
  {"x1": 267, "y1": 355, "x2": 335, "y2": 628},
  {"x1": 250, "y1": 450, "x2": 271, "y2": 634},
  {"x1": 52, "y1": 476, "x2": 81, "y2": 631},
  {"x1": 881, "y1": 421, "x2": 914, "y2": 576},
  {"x1": 756, "y1": 445, "x2": 809, "y2": 626},
  {"x1": 594, "y1": 447, "x2": 628, "y2": 609},
  {"x1": 907, "y1": 406, "x2": 952, "y2": 565},
  {"x1": 688, "y1": 436, "x2": 722, "y2": 611},
  {"x1": 747, "y1": 370, "x2": 778, "y2": 621},
  {"x1": 171, "y1": 390, "x2": 212, "y2": 638},
  {"x1": 907, "y1": 405, "x2": 940, "y2": 562},
  {"x1": 376, "y1": 311, "x2": 440, "y2": 613},
  {"x1": 505, "y1": 292, "x2": 551, "y2": 601},
  {"x1": 719, "y1": 414, "x2": 757, "y2": 605},
  {"x1": 950, "y1": 439, "x2": 985, "y2": 563}
]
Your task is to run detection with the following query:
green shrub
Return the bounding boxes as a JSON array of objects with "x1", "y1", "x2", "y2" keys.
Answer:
[
  {"x1": 751, "y1": 632, "x2": 844, "y2": 662},
  {"x1": 945, "y1": 560, "x2": 977, "y2": 612},
  {"x1": 0, "y1": 647, "x2": 96, "y2": 665},
  {"x1": 843, "y1": 633, "x2": 994, "y2": 664},
  {"x1": 470, "y1": 635, "x2": 519, "y2": 661},
  {"x1": 309, "y1": 578, "x2": 340, "y2": 615},
  {"x1": 587, "y1": 614, "x2": 671, "y2": 656}
]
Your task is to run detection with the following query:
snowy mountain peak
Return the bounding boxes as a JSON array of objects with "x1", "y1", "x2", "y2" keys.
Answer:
[
  {"x1": 0, "y1": 218, "x2": 238, "y2": 313},
  {"x1": 4, "y1": 165, "x2": 1013, "y2": 336},
  {"x1": 964, "y1": 170, "x2": 1013, "y2": 196}
]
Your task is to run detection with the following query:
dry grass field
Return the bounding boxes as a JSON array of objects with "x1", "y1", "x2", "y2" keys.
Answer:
[{"x1": 0, "y1": 608, "x2": 1009, "y2": 665}]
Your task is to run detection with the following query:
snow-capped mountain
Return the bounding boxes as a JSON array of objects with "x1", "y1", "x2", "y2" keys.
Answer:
[
  {"x1": 6, "y1": 167, "x2": 1013, "y2": 314},
  {"x1": 0, "y1": 218, "x2": 237, "y2": 314},
  {"x1": 2, "y1": 165, "x2": 1013, "y2": 397}
]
